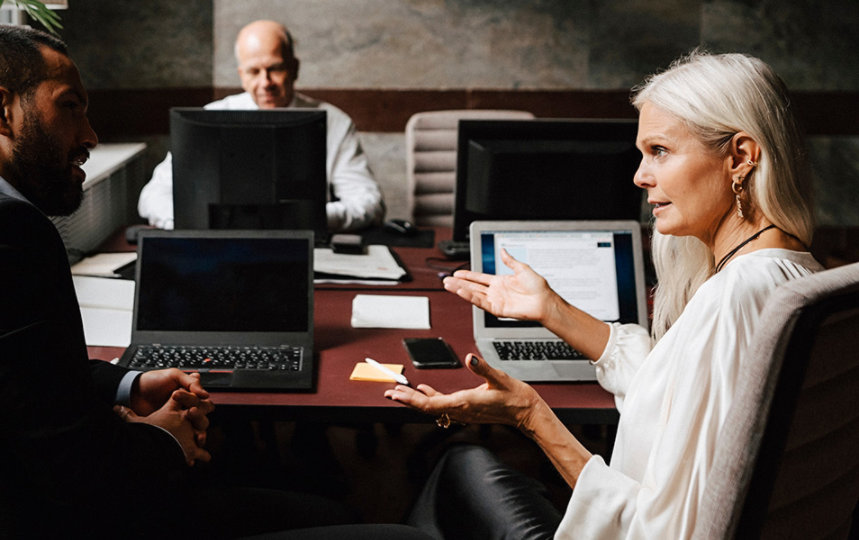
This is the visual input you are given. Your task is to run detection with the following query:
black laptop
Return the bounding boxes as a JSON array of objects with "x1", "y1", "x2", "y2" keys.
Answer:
[{"x1": 118, "y1": 229, "x2": 315, "y2": 391}]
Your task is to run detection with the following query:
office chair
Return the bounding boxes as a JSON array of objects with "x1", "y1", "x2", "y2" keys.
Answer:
[
  {"x1": 405, "y1": 109, "x2": 534, "y2": 226},
  {"x1": 692, "y1": 261, "x2": 859, "y2": 539}
]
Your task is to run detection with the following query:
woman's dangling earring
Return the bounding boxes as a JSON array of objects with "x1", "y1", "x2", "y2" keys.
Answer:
[
  {"x1": 733, "y1": 159, "x2": 758, "y2": 220},
  {"x1": 732, "y1": 175, "x2": 745, "y2": 219}
]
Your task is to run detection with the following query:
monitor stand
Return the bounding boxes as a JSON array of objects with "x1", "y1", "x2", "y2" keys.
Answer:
[
  {"x1": 438, "y1": 239, "x2": 470, "y2": 260},
  {"x1": 208, "y1": 202, "x2": 328, "y2": 244}
]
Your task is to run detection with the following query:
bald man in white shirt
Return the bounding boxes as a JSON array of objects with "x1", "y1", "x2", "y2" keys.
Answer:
[{"x1": 138, "y1": 20, "x2": 385, "y2": 232}]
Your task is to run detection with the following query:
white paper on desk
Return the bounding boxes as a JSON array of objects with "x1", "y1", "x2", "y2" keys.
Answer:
[
  {"x1": 73, "y1": 276, "x2": 134, "y2": 346},
  {"x1": 73, "y1": 275, "x2": 135, "y2": 310},
  {"x1": 314, "y1": 278, "x2": 400, "y2": 286},
  {"x1": 314, "y1": 245, "x2": 406, "y2": 280},
  {"x1": 71, "y1": 252, "x2": 137, "y2": 277},
  {"x1": 79, "y1": 307, "x2": 132, "y2": 347},
  {"x1": 351, "y1": 294, "x2": 430, "y2": 329}
]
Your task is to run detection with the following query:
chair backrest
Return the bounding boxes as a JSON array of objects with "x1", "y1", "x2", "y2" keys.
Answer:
[
  {"x1": 693, "y1": 262, "x2": 859, "y2": 539},
  {"x1": 404, "y1": 109, "x2": 534, "y2": 226}
]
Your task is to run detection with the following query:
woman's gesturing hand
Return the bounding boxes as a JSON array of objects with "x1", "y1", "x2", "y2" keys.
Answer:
[
  {"x1": 442, "y1": 249, "x2": 558, "y2": 324},
  {"x1": 384, "y1": 353, "x2": 543, "y2": 431}
]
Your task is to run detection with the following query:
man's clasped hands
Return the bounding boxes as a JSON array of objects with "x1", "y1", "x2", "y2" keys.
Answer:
[{"x1": 113, "y1": 369, "x2": 215, "y2": 466}]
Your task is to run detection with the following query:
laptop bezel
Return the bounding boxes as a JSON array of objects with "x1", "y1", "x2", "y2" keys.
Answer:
[{"x1": 129, "y1": 228, "x2": 315, "y2": 348}]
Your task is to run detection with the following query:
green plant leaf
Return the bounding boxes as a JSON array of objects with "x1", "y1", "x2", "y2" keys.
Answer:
[{"x1": 3, "y1": 0, "x2": 63, "y2": 36}]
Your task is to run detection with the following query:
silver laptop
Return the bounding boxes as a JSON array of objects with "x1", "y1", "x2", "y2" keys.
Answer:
[
  {"x1": 470, "y1": 220, "x2": 648, "y2": 382},
  {"x1": 118, "y1": 229, "x2": 315, "y2": 391}
]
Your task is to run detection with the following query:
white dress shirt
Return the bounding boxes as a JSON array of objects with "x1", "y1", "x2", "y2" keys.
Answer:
[
  {"x1": 137, "y1": 92, "x2": 384, "y2": 232},
  {"x1": 555, "y1": 249, "x2": 822, "y2": 539}
]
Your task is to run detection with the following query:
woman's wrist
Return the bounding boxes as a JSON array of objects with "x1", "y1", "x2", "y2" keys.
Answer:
[
  {"x1": 521, "y1": 395, "x2": 593, "y2": 487},
  {"x1": 539, "y1": 291, "x2": 569, "y2": 333},
  {"x1": 516, "y1": 390, "x2": 552, "y2": 438}
]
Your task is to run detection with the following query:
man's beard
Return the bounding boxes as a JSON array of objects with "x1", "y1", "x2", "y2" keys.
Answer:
[{"x1": 9, "y1": 109, "x2": 87, "y2": 217}]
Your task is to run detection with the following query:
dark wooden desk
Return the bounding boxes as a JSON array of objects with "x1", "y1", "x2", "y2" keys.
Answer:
[{"x1": 88, "y1": 226, "x2": 619, "y2": 425}]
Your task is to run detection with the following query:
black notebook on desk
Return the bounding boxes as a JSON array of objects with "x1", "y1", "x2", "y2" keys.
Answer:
[
  {"x1": 117, "y1": 229, "x2": 315, "y2": 391},
  {"x1": 361, "y1": 225, "x2": 435, "y2": 248}
]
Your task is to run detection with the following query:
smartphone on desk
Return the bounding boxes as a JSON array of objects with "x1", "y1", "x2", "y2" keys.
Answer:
[{"x1": 403, "y1": 337, "x2": 461, "y2": 369}]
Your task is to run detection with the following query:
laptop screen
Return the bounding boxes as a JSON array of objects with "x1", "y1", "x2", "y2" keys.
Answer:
[
  {"x1": 136, "y1": 235, "x2": 310, "y2": 333},
  {"x1": 476, "y1": 225, "x2": 644, "y2": 329}
]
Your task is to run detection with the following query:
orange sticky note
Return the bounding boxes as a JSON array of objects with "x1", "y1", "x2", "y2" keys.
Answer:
[{"x1": 349, "y1": 362, "x2": 405, "y2": 382}]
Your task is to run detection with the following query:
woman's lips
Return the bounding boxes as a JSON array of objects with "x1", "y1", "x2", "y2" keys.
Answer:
[{"x1": 651, "y1": 201, "x2": 671, "y2": 216}]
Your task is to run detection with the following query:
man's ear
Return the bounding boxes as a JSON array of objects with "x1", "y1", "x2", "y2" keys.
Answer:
[
  {"x1": 0, "y1": 87, "x2": 14, "y2": 137},
  {"x1": 291, "y1": 57, "x2": 300, "y2": 81},
  {"x1": 729, "y1": 131, "x2": 761, "y2": 175},
  {"x1": 0, "y1": 86, "x2": 12, "y2": 134}
]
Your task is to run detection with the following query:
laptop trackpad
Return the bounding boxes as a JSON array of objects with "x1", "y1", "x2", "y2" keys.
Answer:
[
  {"x1": 198, "y1": 372, "x2": 234, "y2": 388},
  {"x1": 553, "y1": 362, "x2": 597, "y2": 381}
]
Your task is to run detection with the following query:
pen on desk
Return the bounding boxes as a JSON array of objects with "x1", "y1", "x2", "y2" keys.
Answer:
[{"x1": 364, "y1": 357, "x2": 409, "y2": 386}]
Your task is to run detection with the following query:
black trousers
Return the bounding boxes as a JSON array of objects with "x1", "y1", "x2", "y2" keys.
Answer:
[
  {"x1": 243, "y1": 523, "x2": 437, "y2": 540},
  {"x1": 407, "y1": 444, "x2": 562, "y2": 540},
  {"x1": 180, "y1": 486, "x2": 434, "y2": 540}
]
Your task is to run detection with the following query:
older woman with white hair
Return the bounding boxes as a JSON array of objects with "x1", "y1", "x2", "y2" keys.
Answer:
[{"x1": 385, "y1": 50, "x2": 822, "y2": 539}]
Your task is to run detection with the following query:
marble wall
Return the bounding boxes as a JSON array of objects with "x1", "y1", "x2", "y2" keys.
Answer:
[
  {"x1": 55, "y1": 0, "x2": 859, "y2": 225},
  {"x1": 210, "y1": 0, "x2": 859, "y2": 91},
  {"x1": 62, "y1": 0, "x2": 213, "y2": 89}
]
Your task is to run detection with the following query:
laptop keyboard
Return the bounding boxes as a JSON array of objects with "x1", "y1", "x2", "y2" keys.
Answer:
[
  {"x1": 128, "y1": 344, "x2": 303, "y2": 372},
  {"x1": 494, "y1": 340, "x2": 586, "y2": 361}
]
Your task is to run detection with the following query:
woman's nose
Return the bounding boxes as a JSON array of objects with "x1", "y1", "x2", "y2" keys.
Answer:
[{"x1": 632, "y1": 159, "x2": 652, "y2": 189}]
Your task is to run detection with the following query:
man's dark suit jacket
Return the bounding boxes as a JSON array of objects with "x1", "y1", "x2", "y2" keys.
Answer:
[{"x1": 0, "y1": 191, "x2": 188, "y2": 538}]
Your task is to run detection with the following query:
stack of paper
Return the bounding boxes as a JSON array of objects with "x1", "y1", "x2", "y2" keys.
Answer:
[
  {"x1": 314, "y1": 245, "x2": 406, "y2": 281},
  {"x1": 71, "y1": 252, "x2": 137, "y2": 277}
]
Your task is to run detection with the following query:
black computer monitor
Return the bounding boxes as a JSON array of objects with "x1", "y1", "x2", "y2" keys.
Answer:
[
  {"x1": 170, "y1": 107, "x2": 328, "y2": 243},
  {"x1": 451, "y1": 118, "x2": 643, "y2": 244}
]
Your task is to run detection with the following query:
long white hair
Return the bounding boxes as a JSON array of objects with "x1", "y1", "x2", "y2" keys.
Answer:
[{"x1": 632, "y1": 51, "x2": 815, "y2": 341}]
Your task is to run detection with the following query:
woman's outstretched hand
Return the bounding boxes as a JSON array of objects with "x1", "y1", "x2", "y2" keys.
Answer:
[
  {"x1": 384, "y1": 353, "x2": 542, "y2": 431},
  {"x1": 443, "y1": 248, "x2": 610, "y2": 361},
  {"x1": 442, "y1": 249, "x2": 557, "y2": 324}
]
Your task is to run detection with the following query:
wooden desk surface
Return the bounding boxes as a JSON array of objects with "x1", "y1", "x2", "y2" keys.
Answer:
[{"x1": 88, "y1": 226, "x2": 618, "y2": 425}]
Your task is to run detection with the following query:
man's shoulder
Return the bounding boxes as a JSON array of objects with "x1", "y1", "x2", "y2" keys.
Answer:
[
  {"x1": 205, "y1": 92, "x2": 257, "y2": 110},
  {"x1": 293, "y1": 92, "x2": 323, "y2": 109},
  {"x1": 294, "y1": 92, "x2": 352, "y2": 122},
  {"x1": 0, "y1": 192, "x2": 58, "y2": 248},
  {"x1": 0, "y1": 191, "x2": 43, "y2": 224}
]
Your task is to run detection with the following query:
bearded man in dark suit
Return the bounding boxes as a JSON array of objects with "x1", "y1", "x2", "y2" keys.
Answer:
[{"x1": 0, "y1": 24, "x2": 214, "y2": 538}]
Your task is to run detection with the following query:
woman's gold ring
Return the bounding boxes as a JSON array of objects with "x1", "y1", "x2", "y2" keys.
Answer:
[{"x1": 435, "y1": 412, "x2": 452, "y2": 429}]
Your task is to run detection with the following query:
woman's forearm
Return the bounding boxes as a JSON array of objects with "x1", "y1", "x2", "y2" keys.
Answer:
[
  {"x1": 541, "y1": 294, "x2": 611, "y2": 361},
  {"x1": 519, "y1": 394, "x2": 593, "y2": 489}
]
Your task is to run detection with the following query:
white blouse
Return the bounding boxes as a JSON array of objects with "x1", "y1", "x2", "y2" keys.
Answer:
[{"x1": 555, "y1": 249, "x2": 823, "y2": 539}]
